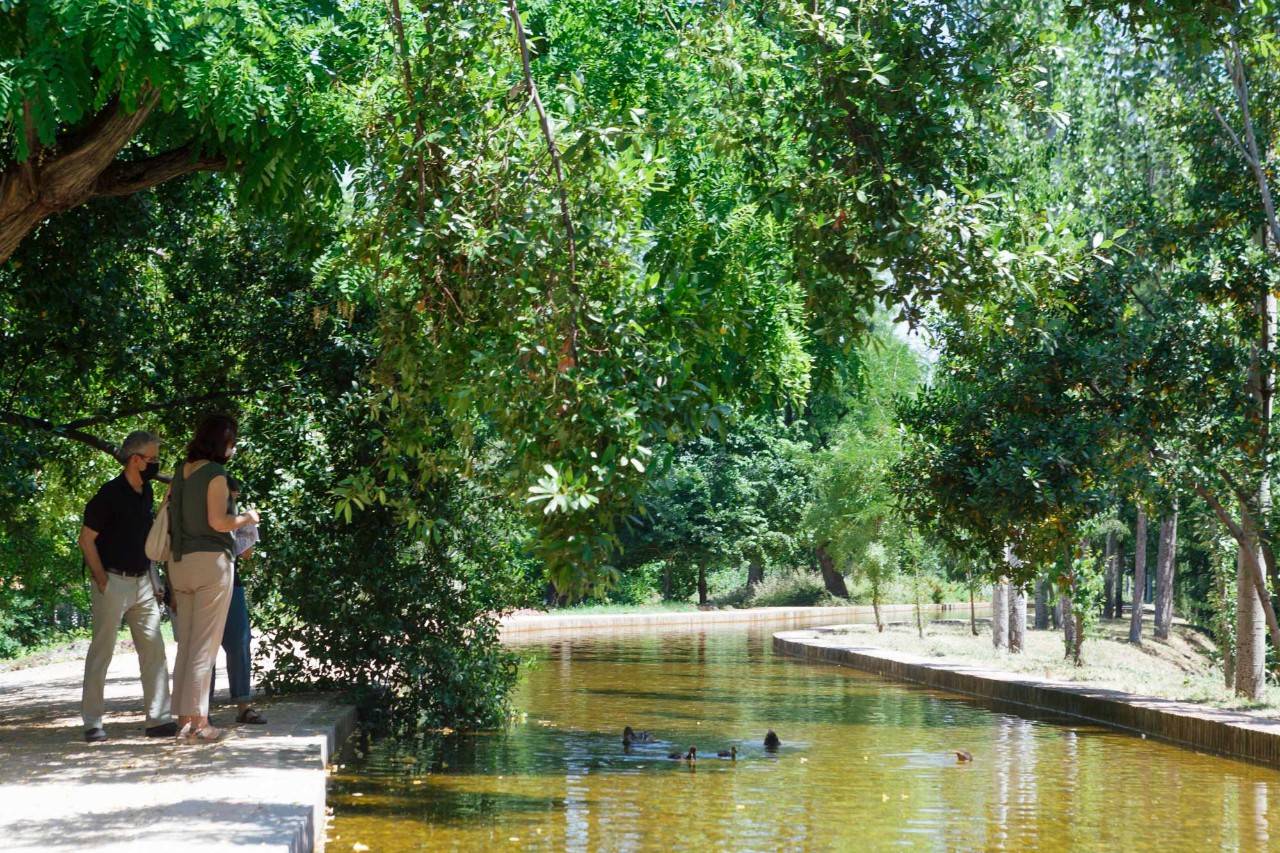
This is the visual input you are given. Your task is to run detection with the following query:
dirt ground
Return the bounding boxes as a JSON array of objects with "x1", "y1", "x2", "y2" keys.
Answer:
[{"x1": 825, "y1": 610, "x2": 1280, "y2": 719}]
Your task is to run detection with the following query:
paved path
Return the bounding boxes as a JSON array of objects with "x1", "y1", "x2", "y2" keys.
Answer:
[{"x1": 0, "y1": 641, "x2": 354, "y2": 852}]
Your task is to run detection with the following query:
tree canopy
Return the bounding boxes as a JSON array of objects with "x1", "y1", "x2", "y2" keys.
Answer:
[{"x1": 10, "y1": 0, "x2": 1280, "y2": 720}]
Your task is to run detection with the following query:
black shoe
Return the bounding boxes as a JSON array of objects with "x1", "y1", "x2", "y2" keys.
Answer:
[
  {"x1": 85, "y1": 727, "x2": 107, "y2": 743},
  {"x1": 145, "y1": 722, "x2": 179, "y2": 737}
]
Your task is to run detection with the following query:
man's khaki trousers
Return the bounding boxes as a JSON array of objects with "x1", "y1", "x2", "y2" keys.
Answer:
[{"x1": 81, "y1": 572, "x2": 173, "y2": 729}]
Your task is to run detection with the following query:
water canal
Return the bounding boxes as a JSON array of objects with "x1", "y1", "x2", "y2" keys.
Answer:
[{"x1": 328, "y1": 623, "x2": 1280, "y2": 851}]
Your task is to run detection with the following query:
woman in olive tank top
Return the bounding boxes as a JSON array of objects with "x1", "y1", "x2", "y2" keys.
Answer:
[{"x1": 167, "y1": 414, "x2": 260, "y2": 742}]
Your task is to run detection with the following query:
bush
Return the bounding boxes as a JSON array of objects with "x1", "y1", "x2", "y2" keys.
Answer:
[
  {"x1": 604, "y1": 560, "x2": 666, "y2": 606},
  {"x1": 0, "y1": 507, "x2": 92, "y2": 658},
  {"x1": 708, "y1": 583, "x2": 753, "y2": 608},
  {"x1": 746, "y1": 571, "x2": 841, "y2": 608},
  {"x1": 243, "y1": 404, "x2": 523, "y2": 733}
]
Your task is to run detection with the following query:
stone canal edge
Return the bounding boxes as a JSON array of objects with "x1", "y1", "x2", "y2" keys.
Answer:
[{"x1": 773, "y1": 628, "x2": 1280, "y2": 768}]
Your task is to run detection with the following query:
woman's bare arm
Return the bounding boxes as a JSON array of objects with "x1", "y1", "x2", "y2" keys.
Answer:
[{"x1": 207, "y1": 475, "x2": 258, "y2": 532}]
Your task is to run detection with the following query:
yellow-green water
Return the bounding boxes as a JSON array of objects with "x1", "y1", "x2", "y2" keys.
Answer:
[{"x1": 328, "y1": 627, "x2": 1280, "y2": 851}]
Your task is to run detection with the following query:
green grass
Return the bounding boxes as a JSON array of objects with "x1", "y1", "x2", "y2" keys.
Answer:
[{"x1": 0, "y1": 621, "x2": 175, "y2": 672}]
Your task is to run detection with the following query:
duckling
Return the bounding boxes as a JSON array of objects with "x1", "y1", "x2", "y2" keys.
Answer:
[
  {"x1": 955, "y1": 750, "x2": 973, "y2": 763},
  {"x1": 716, "y1": 746, "x2": 738, "y2": 760},
  {"x1": 667, "y1": 746, "x2": 697, "y2": 761},
  {"x1": 763, "y1": 730, "x2": 781, "y2": 751}
]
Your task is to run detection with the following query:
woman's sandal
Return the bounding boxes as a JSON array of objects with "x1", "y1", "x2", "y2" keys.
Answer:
[
  {"x1": 237, "y1": 707, "x2": 268, "y2": 725},
  {"x1": 186, "y1": 724, "x2": 227, "y2": 743}
]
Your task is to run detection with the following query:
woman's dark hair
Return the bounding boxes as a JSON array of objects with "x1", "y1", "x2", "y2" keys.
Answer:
[{"x1": 186, "y1": 414, "x2": 238, "y2": 464}]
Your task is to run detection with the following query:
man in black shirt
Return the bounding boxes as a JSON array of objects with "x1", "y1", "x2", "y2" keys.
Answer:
[{"x1": 79, "y1": 430, "x2": 177, "y2": 742}]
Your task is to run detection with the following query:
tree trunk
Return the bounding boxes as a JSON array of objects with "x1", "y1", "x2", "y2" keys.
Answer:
[
  {"x1": 698, "y1": 565, "x2": 708, "y2": 607},
  {"x1": 1072, "y1": 606, "x2": 1085, "y2": 666},
  {"x1": 1034, "y1": 577, "x2": 1049, "y2": 630},
  {"x1": 1232, "y1": 145, "x2": 1277, "y2": 693},
  {"x1": 1130, "y1": 509, "x2": 1147, "y2": 644},
  {"x1": 1237, "y1": 510, "x2": 1267, "y2": 699},
  {"x1": 1103, "y1": 531, "x2": 1118, "y2": 620},
  {"x1": 969, "y1": 581, "x2": 978, "y2": 636},
  {"x1": 1009, "y1": 584, "x2": 1026, "y2": 653},
  {"x1": 1154, "y1": 512, "x2": 1178, "y2": 640},
  {"x1": 873, "y1": 599, "x2": 883, "y2": 632},
  {"x1": 816, "y1": 545, "x2": 850, "y2": 599},
  {"x1": 1062, "y1": 593, "x2": 1075, "y2": 661},
  {"x1": 747, "y1": 557, "x2": 763, "y2": 587},
  {"x1": 914, "y1": 575, "x2": 925, "y2": 639},
  {"x1": 992, "y1": 579, "x2": 1009, "y2": 650}
]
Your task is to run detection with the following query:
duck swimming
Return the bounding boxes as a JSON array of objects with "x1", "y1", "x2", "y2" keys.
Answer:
[
  {"x1": 667, "y1": 746, "x2": 697, "y2": 762},
  {"x1": 716, "y1": 746, "x2": 738, "y2": 760},
  {"x1": 955, "y1": 750, "x2": 973, "y2": 763},
  {"x1": 622, "y1": 726, "x2": 653, "y2": 747},
  {"x1": 763, "y1": 730, "x2": 781, "y2": 751}
]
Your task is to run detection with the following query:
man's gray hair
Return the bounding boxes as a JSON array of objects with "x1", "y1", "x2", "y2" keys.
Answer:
[{"x1": 120, "y1": 430, "x2": 161, "y2": 462}]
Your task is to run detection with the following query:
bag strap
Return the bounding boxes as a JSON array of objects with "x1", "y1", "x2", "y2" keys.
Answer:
[{"x1": 169, "y1": 460, "x2": 185, "y2": 561}]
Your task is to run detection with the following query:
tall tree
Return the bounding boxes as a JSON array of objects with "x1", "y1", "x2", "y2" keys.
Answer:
[
  {"x1": 1130, "y1": 509, "x2": 1148, "y2": 644},
  {"x1": 1237, "y1": 508, "x2": 1268, "y2": 697},
  {"x1": 1009, "y1": 583, "x2": 1027, "y2": 653},
  {"x1": 1154, "y1": 512, "x2": 1179, "y2": 640},
  {"x1": 1103, "y1": 530, "x2": 1119, "y2": 619},
  {"x1": 992, "y1": 579, "x2": 1009, "y2": 650},
  {"x1": 1077, "y1": 0, "x2": 1280, "y2": 696},
  {"x1": 1035, "y1": 576, "x2": 1050, "y2": 631}
]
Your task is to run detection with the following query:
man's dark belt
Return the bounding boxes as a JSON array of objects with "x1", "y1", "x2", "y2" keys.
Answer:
[{"x1": 106, "y1": 567, "x2": 148, "y2": 578}]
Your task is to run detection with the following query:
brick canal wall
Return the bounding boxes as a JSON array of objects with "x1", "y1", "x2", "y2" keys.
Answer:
[{"x1": 773, "y1": 630, "x2": 1280, "y2": 767}]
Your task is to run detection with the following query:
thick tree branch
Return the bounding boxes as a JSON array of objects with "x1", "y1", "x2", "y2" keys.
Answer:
[
  {"x1": 0, "y1": 87, "x2": 163, "y2": 263},
  {"x1": 0, "y1": 410, "x2": 125, "y2": 462},
  {"x1": 1211, "y1": 104, "x2": 1256, "y2": 167},
  {"x1": 1226, "y1": 42, "x2": 1280, "y2": 249},
  {"x1": 60, "y1": 386, "x2": 274, "y2": 431},
  {"x1": 0, "y1": 386, "x2": 283, "y2": 466},
  {"x1": 42, "y1": 88, "x2": 162, "y2": 207},
  {"x1": 92, "y1": 146, "x2": 228, "y2": 198}
]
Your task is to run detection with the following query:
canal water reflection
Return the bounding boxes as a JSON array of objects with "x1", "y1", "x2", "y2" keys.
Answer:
[{"x1": 328, "y1": 626, "x2": 1280, "y2": 851}]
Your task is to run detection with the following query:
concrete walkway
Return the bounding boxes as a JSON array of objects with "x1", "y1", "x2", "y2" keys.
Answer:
[
  {"x1": 0, "y1": 641, "x2": 354, "y2": 852},
  {"x1": 775, "y1": 626, "x2": 1280, "y2": 768}
]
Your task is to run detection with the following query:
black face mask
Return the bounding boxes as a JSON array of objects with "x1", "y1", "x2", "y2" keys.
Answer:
[{"x1": 141, "y1": 462, "x2": 161, "y2": 482}]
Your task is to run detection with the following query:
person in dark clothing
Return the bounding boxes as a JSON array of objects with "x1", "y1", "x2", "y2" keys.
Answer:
[{"x1": 79, "y1": 430, "x2": 177, "y2": 742}]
